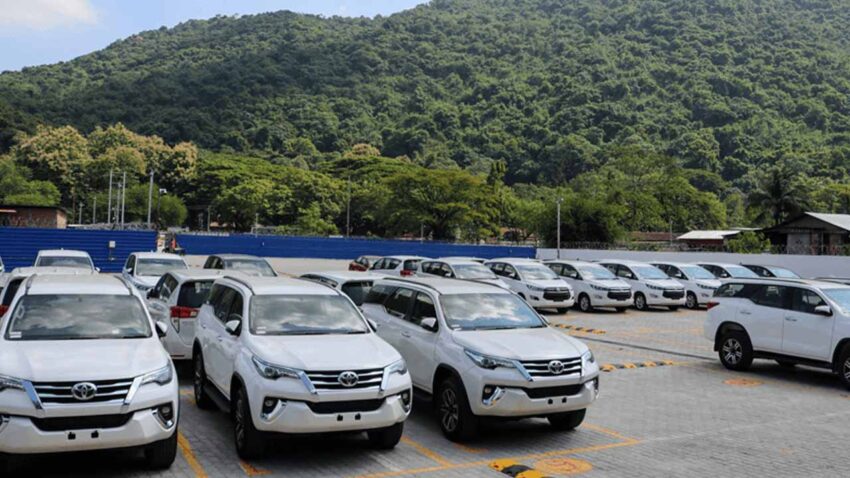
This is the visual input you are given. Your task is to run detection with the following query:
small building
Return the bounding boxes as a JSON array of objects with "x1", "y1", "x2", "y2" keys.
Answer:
[
  {"x1": 0, "y1": 205, "x2": 68, "y2": 229},
  {"x1": 762, "y1": 212, "x2": 850, "y2": 255},
  {"x1": 676, "y1": 230, "x2": 743, "y2": 249}
]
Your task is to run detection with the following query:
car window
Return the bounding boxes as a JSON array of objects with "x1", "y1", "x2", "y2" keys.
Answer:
[
  {"x1": 1, "y1": 278, "x2": 24, "y2": 306},
  {"x1": 790, "y1": 288, "x2": 826, "y2": 314},
  {"x1": 136, "y1": 258, "x2": 187, "y2": 277},
  {"x1": 409, "y1": 292, "x2": 437, "y2": 327},
  {"x1": 178, "y1": 280, "x2": 214, "y2": 308},
  {"x1": 547, "y1": 264, "x2": 563, "y2": 275},
  {"x1": 680, "y1": 265, "x2": 715, "y2": 280},
  {"x1": 489, "y1": 263, "x2": 505, "y2": 275},
  {"x1": 212, "y1": 286, "x2": 237, "y2": 322},
  {"x1": 250, "y1": 295, "x2": 369, "y2": 335},
  {"x1": 160, "y1": 275, "x2": 179, "y2": 301},
  {"x1": 387, "y1": 259, "x2": 401, "y2": 270},
  {"x1": 384, "y1": 288, "x2": 414, "y2": 317},
  {"x1": 403, "y1": 260, "x2": 421, "y2": 272},
  {"x1": 515, "y1": 264, "x2": 559, "y2": 280},
  {"x1": 371, "y1": 259, "x2": 385, "y2": 270},
  {"x1": 441, "y1": 293, "x2": 545, "y2": 330},
  {"x1": 503, "y1": 265, "x2": 519, "y2": 279},
  {"x1": 37, "y1": 256, "x2": 93, "y2": 269},
  {"x1": 715, "y1": 283, "x2": 760, "y2": 298},
  {"x1": 224, "y1": 259, "x2": 276, "y2": 277},
  {"x1": 453, "y1": 264, "x2": 497, "y2": 280},
  {"x1": 203, "y1": 257, "x2": 214, "y2": 268},
  {"x1": 228, "y1": 292, "x2": 244, "y2": 320},
  {"x1": 616, "y1": 266, "x2": 634, "y2": 279},
  {"x1": 577, "y1": 265, "x2": 616, "y2": 280},
  {"x1": 364, "y1": 284, "x2": 396, "y2": 305},
  {"x1": 125, "y1": 255, "x2": 136, "y2": 272},
  {"x1": 341, "y1": 281, "x2": 373, "y2": 306},
  {"x1": 751, "y1": 285, "x2": 787, "y2": 309},
  {"x1": 7, "y1": 294, "x2": 151, "y2": 340}
]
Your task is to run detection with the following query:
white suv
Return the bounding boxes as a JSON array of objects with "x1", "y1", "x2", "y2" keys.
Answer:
[
  {"x1": 485, "y1": 259, "x2": 574, "y2": 313},
  {"x1": 704, "y1": 278, "x2": 850, "y2": 389},
  {"x1": 600, "y1": 260, "x2": 686, "y2": 311},
  {"x1": 192, "y1": 275, "x2": 412, "y2": 458},
  {"x1": 123, "y1": 252, "x2": 188, "y2": 293},
  {"x1": 361, "y1": 277, "x2": 599, "y2": 442},
  {"x1": 419, "y1": 258, "x2": 508, "y2": 289},
  {"x1": 545, "y1": 260, "x2": 632, "y2": 312},
  {"x1": 651, "y1": 262, "x2": 721, "y2": 309},
  {"x1": 0, "y1": 274, "x2": 178, "y2": 470},
  {"x1": 33, "y1": 249, "x2": 97, "y2": 272}
]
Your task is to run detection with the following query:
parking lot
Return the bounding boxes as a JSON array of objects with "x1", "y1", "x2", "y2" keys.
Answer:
[{"x1": 11, "y1": 259, "x2": 850, "y2": 477}]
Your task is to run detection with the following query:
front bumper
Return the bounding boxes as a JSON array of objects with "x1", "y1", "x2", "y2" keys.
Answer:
[
  {"x1": 645, "y1": 293, "x2": 686, "y2": 307},
  {"x1": 462, "y1": 365, "x2": 599, "y2": 417},
  {"x1": 255, "y1": 394, "x2": 410, "y2": 434},
  {"x1": 586, "y1": 293, "x2": 632, "y2": 308},
  {"x1": 526, "y1": 295, "x2": 575, "y2": 309},
  {"x1": 0, "y1": 408, "x2": 175, "y2": 454}
]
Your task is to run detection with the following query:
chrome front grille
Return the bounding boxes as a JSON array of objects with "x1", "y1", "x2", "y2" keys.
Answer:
[
  {"x1": 305, "y1": 368, "x2": 384, "y2": 390},
  {"x1": 32, "y1": 378, "x2": 133, "y2": 404},
  {"x1": 520, "y1": 357, "x2": 581, "y2": 378}
]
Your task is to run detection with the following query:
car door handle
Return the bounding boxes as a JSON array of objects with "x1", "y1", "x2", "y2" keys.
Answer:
[
  {"x1": 740, "y1": 310, "x2": 752, "y2": 316},
  {"x1": 401, "y1": 331, "x2": 412, "y2": 338},
  {"x1": 216, "y1": 335, "x2": 224, "y2": 342},
  {"x1": 785, "y1": 317, "x2": 797, "y2": 322}
]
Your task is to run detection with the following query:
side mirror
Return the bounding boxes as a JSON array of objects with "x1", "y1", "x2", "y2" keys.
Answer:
[
  {"x1": 125, "y1": 268, "x2": 133, "y2": 275},
  {"x1": 95, "y1": 267, "x2": 101, "y2": 273},
  {"x1": 814, "y1": 305, "x2": 833, "y2": 317},
  {"x1": 420, "y1": 317, "x2": 438, "y2": 332},
  {"x1": 367, "y1": 318, "x2": 378, "y2": 332},
  {"x1": 225, "y1": 317, "x2": 242, "y2": 335},
  {"x1": 155, "y1": 321, "x2": 168, "y2": 338}
]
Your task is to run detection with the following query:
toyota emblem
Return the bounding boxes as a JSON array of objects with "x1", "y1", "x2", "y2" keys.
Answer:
[
  {"x1": 338, "y1": 371, "x2": 359, "y2": 388},
  {"x1": 71, "y1": 382, "x2": 98, "y2": 401},
  {"x1": 548, "y1": 360, "x2": 565, "y2": 375}
]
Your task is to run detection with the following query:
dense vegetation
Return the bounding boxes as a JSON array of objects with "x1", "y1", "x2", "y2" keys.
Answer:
[{"x1": 2, "y1": 0, "x2": 850, "y2": 242}]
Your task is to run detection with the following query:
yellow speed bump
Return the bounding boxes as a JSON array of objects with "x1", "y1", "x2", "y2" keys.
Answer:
[
  {"x1": 490, "y1": 459, "x2": 519, "y2": 472},
  {"x1": 535, "y1": 458, "x2": 593, "y2": 475}
]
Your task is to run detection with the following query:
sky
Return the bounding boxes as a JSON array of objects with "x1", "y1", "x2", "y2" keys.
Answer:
[{"x1": 0, "y1": 0, "x2": 427, "y2": 72}]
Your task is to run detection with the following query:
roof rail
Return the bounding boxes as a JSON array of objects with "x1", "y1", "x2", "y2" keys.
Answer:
[
  {"x1": 222, "y1": 274, "x2": 255, "y2": 293},
  {"x1": 381, "y1": 277, "x2": 443, "y2": 292},
  {"x1": 294, "y1": 276, "x2": 341, "y2": 293},
  {"x1": 465, "y1": 279, "x2": 508, "y2": 289},
  {"x1": 23, "y1": 273, "x2": 38, "y2": 295}
]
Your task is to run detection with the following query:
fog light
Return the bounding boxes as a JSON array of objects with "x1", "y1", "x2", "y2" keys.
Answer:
[
  {"x1": 400, "y1": 390, "x2": 412, "y2": 412},
  {"x1": 482, "y1": 386, "x2": 505, "y2": 407},
  {"x1": 262, "y1": 398, "x2": 277, "y2": 414},
  {"x1": 153, "y1": 403, "x2": 176, "y2": 428}
]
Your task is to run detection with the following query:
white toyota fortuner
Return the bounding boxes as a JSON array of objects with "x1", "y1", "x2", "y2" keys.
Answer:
[
  {"x1": 0, "y1": 274, "x2": 178, "y2": 470},
  {"x1": 192, "y1": 275, "x2": 412, "y2": 458},
  {"x1": 362, "y1": 277, "x2": 599, "y2": 442}
]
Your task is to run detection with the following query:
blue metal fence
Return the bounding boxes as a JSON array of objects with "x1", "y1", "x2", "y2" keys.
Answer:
[
  {"x1": 176, "y1": 233, "x2": 535, "y2": 260},
  {"x1": 0, "y1": 228, "x2": 157, "y2": 273}
]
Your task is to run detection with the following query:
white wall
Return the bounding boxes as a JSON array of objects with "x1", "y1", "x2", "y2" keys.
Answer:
[{"x1": 537, "y1": 249, "x2": 850, "y2": 279}]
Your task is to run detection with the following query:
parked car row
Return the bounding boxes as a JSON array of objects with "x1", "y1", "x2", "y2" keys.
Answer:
[{"x1": 0, "y1": 251, "x2": 600, "y2": 470}]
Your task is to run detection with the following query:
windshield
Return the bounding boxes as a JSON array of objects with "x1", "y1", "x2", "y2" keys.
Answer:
[
  {"x1": 36, "y1": 256, "x2": 93, "y2": 269},
  {"x1": 250, "y1": 295, "x2": 368, "y2": 335},
  {"x1": 341, "y1": 281, "x2": 373, "y2": 306},
  {"x1": 441, "y1": 293, "x2": 545, "y2": 330},
  {"x1": 632, "y1": 265, "x2": 669, "y2": 280},
  {"x1": 136, "y1": 258, "x2": 187, "y2": 276},
  {"x1": 825, "y1": 289, "x2": 850, "y2": 314},
  {"x1": 680, "y1": 265, "x2": 716, "y2": 280},
  {"x1": 6, "y1": 294, "x2": 151, "y2": 341},
  {"x1": 769, "y1": 267, "x2": 800, "y2": 279},
  {"x1": 726, "y1": 265, "x2": 759, "y2": 278},
  {"x1": 225, "y1": 259, "x2": 276, "y2": 277},
  {"x1": 516, "y1": 264, "x2": 559, "y2": 280},
  {"x1": 577, "y1": 265, "x2": 616, "y2": 280},
  {"x1": 453, "y1": 264, "x2": 498, "y2": 280}
]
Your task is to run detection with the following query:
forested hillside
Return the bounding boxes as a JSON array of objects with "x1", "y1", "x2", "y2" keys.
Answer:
[{"x1": 2, "y1": 0, "x2": 850, "y2": 241}]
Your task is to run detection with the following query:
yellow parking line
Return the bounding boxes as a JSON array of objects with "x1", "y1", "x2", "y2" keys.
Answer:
[
  {"x1": 178, "y1": 432, "x2": 208, "y2": 478},
  {"x1": 240, "y1": 460, "x2": 272, "y2": 476},
  {"x1": 400, "y1": 436, "x2": 453, "y2": 466}
]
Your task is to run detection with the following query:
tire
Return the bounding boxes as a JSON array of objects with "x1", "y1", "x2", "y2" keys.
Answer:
[
  {"x1": 838, "y1": 344, "x2": 850, "y2": 390},
  {"x1": 578, "y1": 294, "x2": 592, "y2": 312},
  {"x1": 193, "y1": 351, "x2": 216, "y2": 410},
  {"x1": 668, "y1": 306, "x2": 679, "y2": 312},
  {"x1": 685, "y1": 292, "x2": 698, "y2": 310},
  {"x1": 367, "y1": 422, "x2": 404, "y2": 449},
  {"x1": 556, "y1": 308, "x2": 570, "y2": 314},
  {"x1": 436, "y1": 376, "x2": 478, "y2": 442},
  {"x1": 548, "y1": 409, "x2": 586, "y2": 431},
  {"x1": 0, "y1": 454, "x2": 13, "y2": 475},
  {"x1": 776, "y1": 360, "x2": 796, "y2": 369},
  {"x1": 144, "y1": 431, "x2": 178, "y2": 470},
  {"x1": 719, "y1": 330, "x2": 753, "y2": 371},
  {"x1": 634, "y1": 293, "x2": 648, "y2": 311},
  {"x1": 234, "y1": 386, "x2": 266, "y2": 459}
]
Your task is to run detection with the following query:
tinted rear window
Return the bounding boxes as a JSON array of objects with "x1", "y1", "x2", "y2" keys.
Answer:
[
  {"x1": 341, "y1": 281, "x2": 373, "y2": 306},
  {"x1": 715, "y1": 283, "x2": 761, "y2": 298},
  {"x1": 178, "y1": 280, "x2": 214, "y2": 308},
  {"x1": 403, "y1": 260, "x2": 421, "y2": 271},
  {"x1": 364, "y1": 284, "x2": 396, "y2": 305},
  {"x1": 2, "y1": 279, "x2": 23, "y2": 306}
]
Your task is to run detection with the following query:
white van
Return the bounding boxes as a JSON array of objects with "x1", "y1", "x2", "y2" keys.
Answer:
[
  {"x1": 599, "y1": 260, "x2": 686, "y2": 311},
  {"x1": 545, "y1": 260, "x2": 632, "y2": 312},
  {"x1": 651, "y1": 262, "x2": 722, "y2": 309}
]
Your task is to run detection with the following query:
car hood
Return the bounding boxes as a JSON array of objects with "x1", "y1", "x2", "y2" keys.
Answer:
[
  {"x1": 249, "y1": 333, "x2": 401, "y2": 371},
  {"x1": 696, "y1": 279, "x2": 722, "y2": 289},
  {"x1": 0, "y1": 338, "x2": 168, "y2": 382},
  {"x1": 471, "y1": 278, "x2": 510, "y2": 289},
  {"x1": 526, "y1": 279, "x2": 571, "y2": 289},
  {"x1": 451, "y1": 327, "x2": 586, "y2": 360},
  {"x1": 645, "y1": 279, "x2": 684, "y2": 289},
  {"x1": 589, "y1": 279, "x2": 630, "y2": 289}
]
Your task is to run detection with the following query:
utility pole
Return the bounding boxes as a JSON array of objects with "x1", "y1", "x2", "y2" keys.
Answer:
[
  {"x1": 107, "y1": 170, "x2": 113, "y2": 227},
  {"x1": 147, "y1": 170, "x2": 154, "y2": 229},
  {"x1": 92, "y1": 197, "x2": 97, "y2": 224},
  {"x1": 79, "y1": 205, "x2": 83, "y2": 225},
  {"x1": 346, "y1": 176, "x2": 351, "y2": 238},
  {"x1": 556, "y1": 197, "x2": 563, "y2": 259},
  {"x1": 120, "y1": 171, "x2": 127, "y2": 227}
]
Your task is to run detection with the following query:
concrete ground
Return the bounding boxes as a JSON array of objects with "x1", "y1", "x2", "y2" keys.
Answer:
[{"x1": 13, "y1": 259, "x2": 850, "y2": 477}]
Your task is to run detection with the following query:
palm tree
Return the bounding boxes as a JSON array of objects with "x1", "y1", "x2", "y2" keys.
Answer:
[{"x1": 747, "y1": 163, "x2": 809, "y2": 226}]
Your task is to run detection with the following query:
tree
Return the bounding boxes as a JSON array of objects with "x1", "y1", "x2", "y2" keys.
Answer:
[
  {"x1": 725, "y1": 231, "x2": 771, "y2": 253},
  {"x1": 0, "y1": 156, "x2": 60, "y2": 206},
  {"x1": 213, "y1": 181, "x2": 274, "y2": 232},
  {"x1": 747, "y1": 163, "x2": 810, "y2": 226}
]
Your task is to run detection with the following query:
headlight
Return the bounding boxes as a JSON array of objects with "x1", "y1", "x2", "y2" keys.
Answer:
[
  {"x1": 0, "y1": 374, "x2": 24, "y2": 392},
  {"x1": 140, "y1": 364, "x2": 173, "y2": 386},
  {"x1": 581, "y1": 350, "x2": 595, "y2": 368},
  {"x1": 647, "y1": 284, "x2": 664, "y2": 290},
  {"x1": 252, "y1": 356, "x2": 302, "y2": 380},
  {"x1": 527, "y1": 285, "x2": 545, "y2": 292},
  {"x1": 590, "y1": 284, "x2": 609, "y2": 291},
  {"x1": 698, "y1": 283, "x2": 716, "y2": 290},
  {"x1": 386, "y1": 359, "x2": 407, "y2": 376},
  {"x1": 465, "y1": 349, "x2": 517, "y2": 370}
]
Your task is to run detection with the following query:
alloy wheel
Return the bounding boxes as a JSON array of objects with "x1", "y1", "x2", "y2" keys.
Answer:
[
  {"x1": 635, "y1": 295, "x2": 646, "y2": 310},
  {"x1": 686, "y1": 294, "x2": 696, "y2": 309},
  {"x1": 722, "y1": 338, "x2": 743, "y2": 365},
  {"x1": 580, "y1": 296, "x2": 590, "y2": 311},
  {"x1": 193, "y1": 356, "x2": 204, "y2": 398},
  {"x1": 439, "y1": 388, "x2": 459, "y2": 432},
  {"x1": 844, "y1": 358, "x2": 850, "y2": 383}
]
